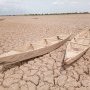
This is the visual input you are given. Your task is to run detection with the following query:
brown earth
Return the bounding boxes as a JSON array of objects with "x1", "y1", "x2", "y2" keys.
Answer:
[{"x1": 0, "y1": 14, "x2": 90, "y2": 90}]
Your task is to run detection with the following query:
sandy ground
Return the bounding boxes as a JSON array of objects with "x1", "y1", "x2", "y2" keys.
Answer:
[{"x1": 0, "y1": 14, "x2": 90, "y2": 90}]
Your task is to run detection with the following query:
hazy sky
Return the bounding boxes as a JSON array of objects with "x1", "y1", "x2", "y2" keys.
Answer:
[{"x1": 0, "y1": 0, "x2": 90, "y2": 15}]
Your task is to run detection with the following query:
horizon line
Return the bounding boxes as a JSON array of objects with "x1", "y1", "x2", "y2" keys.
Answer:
[{"x1": 0, "y1": 12, "x2": 90, "y2": 16}]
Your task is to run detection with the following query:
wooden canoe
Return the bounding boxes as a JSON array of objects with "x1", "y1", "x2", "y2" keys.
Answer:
[
  {"x1": 64, "y1": 30, "x2": 90, "y2": 65},
  {"x1": 0, "y1": 34, "x2": 71, "y2": 64}
]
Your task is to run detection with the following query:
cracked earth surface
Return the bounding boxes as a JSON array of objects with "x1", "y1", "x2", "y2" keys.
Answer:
[{"x1": 0, "y1": 14, "x2": 90, "y2": 90}]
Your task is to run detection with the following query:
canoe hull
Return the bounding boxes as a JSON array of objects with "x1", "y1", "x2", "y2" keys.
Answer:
[
  {"x1": 64, "y1": 47, "x2": 89, "y2": 65},
  {"x1": 0, "y1": 34, "x2": 70, "y2": 64},
  {"x1": 64, "y1": 30, "x2": 90, "y2": 65}
]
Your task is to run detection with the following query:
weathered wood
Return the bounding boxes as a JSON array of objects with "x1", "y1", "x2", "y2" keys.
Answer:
[
  {"x1": 0, "y1": 34, "x2": 71, "y2": 64},
  {"x1": 64, "y1": 30, "x2": 90, "y2": 65}
]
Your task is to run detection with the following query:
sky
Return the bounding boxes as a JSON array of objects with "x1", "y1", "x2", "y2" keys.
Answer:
[{"x1": 0, "y1": 0, "x2": 90, "y2": 15}]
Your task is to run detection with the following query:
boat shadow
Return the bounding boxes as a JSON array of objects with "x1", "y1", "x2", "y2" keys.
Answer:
[{"x1": 1, "y1": 54, "x2": 46, "y2": 72}]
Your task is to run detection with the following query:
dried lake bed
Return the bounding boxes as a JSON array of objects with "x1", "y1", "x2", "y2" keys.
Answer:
[{"x1": 0, "y1": 14, "x2": 90, "y2": 90}]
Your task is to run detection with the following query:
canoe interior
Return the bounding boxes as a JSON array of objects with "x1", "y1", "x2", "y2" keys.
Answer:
[
  {"x1": 64, "y1": 30, "x2": 90, "y2": 64},
  {"x1": 71, "y1": 38, "x2": 90, "y2": 46},
  {"x1": 65, "y1": 42, "x2": 89, "y2": 59}
]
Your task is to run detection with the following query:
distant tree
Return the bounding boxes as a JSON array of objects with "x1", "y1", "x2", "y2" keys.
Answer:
[{"x1": 83, "y1": 12, "x2": 89, "y2": 14}]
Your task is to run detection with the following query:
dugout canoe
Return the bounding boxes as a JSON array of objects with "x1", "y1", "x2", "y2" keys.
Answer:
[
  {"x1": 0, "y1": 34, "x2": 70, "y2": 64},
  {"x1": 64, "y1": 30, "x2": 90, "y2": 65}
]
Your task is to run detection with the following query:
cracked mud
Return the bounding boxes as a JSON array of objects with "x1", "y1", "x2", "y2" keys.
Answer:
[{"x1": 0, "y1": 15, "x2": 90, "y2": 90}]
